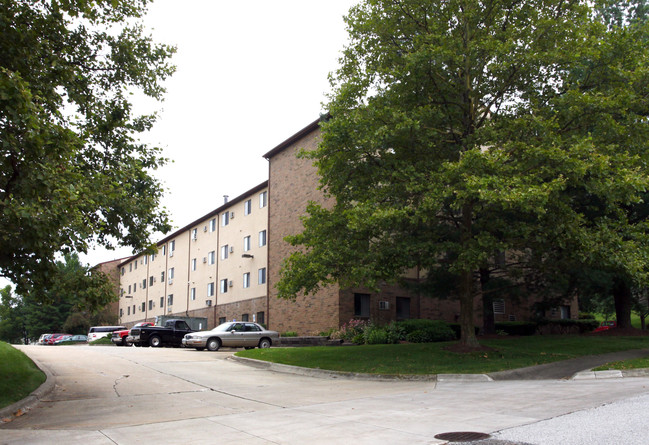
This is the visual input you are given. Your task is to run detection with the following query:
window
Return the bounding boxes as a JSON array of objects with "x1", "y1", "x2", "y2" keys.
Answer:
[
  {"x1": 142, "y1": 279, "x2": 146, "y2": 289},
  {"x1": 259, "y1": 230, "x2": 266, "y2": 247},
  {"x1": 161, "y1": 271, "x2": 165, "y2": 283},
  {"x1": 129, "y1": 263, "x2": 132, "y2": 272},
  {"x1": 258, "y1": 267, "x2": 266, "y2": 285},
  {"x1": 243, "y1": 272, "x2": 250, "y2": 288},
  {"x1": 560, "y1": 305, "x2": 571, "y2": 320},
  {"x1": 191, "y1": 258, "x2": 197, "y2": 271},
  {"x1": 128, "y1": 284, "x2": 131, "y2": 294},
  {"x1": 220, "y1": 245, "x2": 228, "y2": 260},
  {"x1": 493, "y1": 299, "x2": 505, "y2": 315},
  {"x1": 141, "y1": 302, "x2": 145, "y2": 312},
  {"x1": 134, "y1": 260, "x2": 137, "y2": 270},
  {"x1": 148, "y1": 300, "x2": 153, "y2": 310},
  {"x1": 162, "y1": 245, "x2": 166, "y2": 256},
  {"x1": 354, "y1": 293, "x2": 370, "y2": 318},
  {"x1": 243, "y1": 235, "x2": 251, "y2": 252},
  {"x1": 170, "y1": 240, "x2": 175, "y2": 256},
  {"x1": 210, "y1": 218, "x2": 216, "y2": 232},
  {"x1": 168, "y1": 267, "x2": 174, "y2": 283},
  {"x1": 149, "y1": 276, "x2": 154, "y2": 287},
  {"x1": 220, "y1": 279, "x2": 228, "y2": 294},
  {"x1": 120, "y1": 308, "x2": 123, "y2": 317},
  {"x1": 221, "y1": 212, "x2": 229, "y2": 226},
  {"x1": 244, "y1": 199, "x2": 252, "y2": 215},
  {"x1": 256, "y1": 311, "x2": 265, "y2": 325},
  {"x1": 242, "y1": 313, "x2": 249, "y2": 322},
  {"x1": 219, "y1": 317, "x2": 226, "y2": 325},
  {"x1": 160, "y1": 296, "x2": 164, "y2": 308},
  {"x1": 121, "y1": 267, "x2": 125, "y2": 276},
  {"x1": 127, "y1": 306, "x2": 130, "y2": 315},
  {"x1": 207, "y1": 282, "x2": 214, "y2": 297},
  {"x1": 132, "y1": 304, "x2": 135, "y2": 314},
  {"x1": 133, "y1": 282, "x2": 136, "y2": 293},
  {"x1": 151, "y1": 253, "x2": 155, "y2": 263},
  {"x1": 144, "y1": 255, "x2": 147, "y2": 265},
  {"x1": 259, "y1": 191, "x2": 267, "y2": 208},
  {"x1": 190, "y1": 287, "x2": 196, "y2": 301},
  {"x1": 191, "y1": 228, "x2": 198, "y2": 240},
  {"x1": 168, "y1": 294, "x2": 173, "y2": 306},
  {"x1": 396, "y1": 297, "x2": 411, "y2": 319}
]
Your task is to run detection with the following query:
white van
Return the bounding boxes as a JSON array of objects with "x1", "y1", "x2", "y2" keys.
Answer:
[{"x1": 88, "y1": 326, "x2": 126, "y2": 342}]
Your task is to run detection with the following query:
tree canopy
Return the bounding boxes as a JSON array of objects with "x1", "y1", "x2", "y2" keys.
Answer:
[
  {"x1": 0, "y1": 0, "x2": 174, "y2": 296},
  {"x1": 277, "y1": 0, "x2": 649, "y2": 346}
]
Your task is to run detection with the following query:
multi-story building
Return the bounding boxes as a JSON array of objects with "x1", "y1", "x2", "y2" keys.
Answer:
[
  {"x1": 117, "y1": 182, "x2": 269, "y2": 328},
  {"x1": 113, "y1": 118, "x2": 577, "y2": 333}
]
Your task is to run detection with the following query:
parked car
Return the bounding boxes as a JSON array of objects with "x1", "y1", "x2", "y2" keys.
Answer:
[
  {"x1": 38, "y1": 334, "x2": 52, "y2": 345},
  {"x1": 88, "y1": 325, "x2": 126, "y2": 342},
  {"x1": 130, "y1": 319, "x2": 194, "y2": 347},
  {"x1": 182, "y1": 322, "x2": 279, "y2": 351},
  {"x1": 594, "y1": 321, "x2": 617, "y2": 332},
  {"x1": 58, "y1": 335, "x2": 88, "y2": 344},
  {"x1": 46, "y1": 333, "x2": 70, "y2": 345},
  {"x1": 53, "y1": 335, "x2": 73, "y2": 345},
  {"x1": 111, "y1": 322, "x2": 155, "y2": 346}
]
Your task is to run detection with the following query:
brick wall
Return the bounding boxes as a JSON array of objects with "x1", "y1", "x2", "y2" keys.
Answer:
[{"x1": 267, "y1": 125, "x2": 342, "y2": 335}]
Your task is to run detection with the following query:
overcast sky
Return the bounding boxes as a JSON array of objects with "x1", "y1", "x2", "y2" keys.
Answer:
[{"x1": 78, "y1": 0, "x2": 358, "y2": 268}]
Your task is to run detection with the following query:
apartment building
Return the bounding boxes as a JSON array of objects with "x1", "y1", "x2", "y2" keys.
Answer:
[
  {"x1": 117, "y1": 182, "x2": 269, "y2": 328},
  {"x1": 113, "y1": 117, "x2": 577, "y2": 334}
]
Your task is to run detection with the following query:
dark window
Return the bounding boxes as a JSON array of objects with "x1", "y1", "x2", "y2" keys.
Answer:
[
  {"x1": 354, "y1": 293, "x2": 370, "y2": 318},
  {"x1": 242, "y1": 313, "x2": 249, "y2": 322},
  {"x1": 256, "y1": 312, "x2": 265, "y2": 325},
  {"x1": 396, "y1": 297, "x2": 411, "y2": 320},
  {"x1": 218, "y1": 317, "x2": 226, "y2": 325}
]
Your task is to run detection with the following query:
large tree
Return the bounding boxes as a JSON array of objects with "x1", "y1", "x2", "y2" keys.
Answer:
[
  {"x1": 277, "y1": 0, "x2": 649, "y2": 347},
  {"x1": 0, "y1": 0, "x2": 174, "y2": 295}
]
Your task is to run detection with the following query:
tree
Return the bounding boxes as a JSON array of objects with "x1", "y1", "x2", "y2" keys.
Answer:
[
  {"x1": 0, "y1": 0, "x2": 175, "y2": 296},
  {"x1": 0, "y1": 253, "x2": 115, "y2": 342},
  {"x1": 277, "y1": 0, "x2": 649, "y2": 347}
]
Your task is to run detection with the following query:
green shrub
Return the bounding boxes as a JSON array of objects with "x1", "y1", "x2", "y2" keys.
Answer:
[
  {"x1": 579, "y1": 313, "x2": 596, "y2": 320},
  {"x1": 364, "y1": 327, "x2": 389, "y2": 345},
  {"x1": 331, "y1": 319, "x2": 370, "y2": 343},
  {"x1": 404, "y1": 324, "x2": 456, "y2": 343},
  {"x1": 281, "y1": 331, "x2": 298, "y2": 337},
  {"x1": 494, "y1": 322, "x2": 538, "y2": 336}
]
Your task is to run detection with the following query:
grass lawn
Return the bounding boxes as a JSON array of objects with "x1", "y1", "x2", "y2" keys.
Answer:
[
  {"x1": 0, "y1": 342, "x2": 46, "y2": 410},
  {"x1": 237, "y1": 335, "x2": 649, "y2": 375}
]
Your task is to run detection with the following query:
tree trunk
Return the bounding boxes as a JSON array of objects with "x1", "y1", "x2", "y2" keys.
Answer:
[
  {"x1": 613, "y1": 278, "x2": 633, "y2": 329},
  {"x1": 459, "y1": 269, "x2": 480, "y2": 347},
  {"x1": 480, "y1": 267, "x2": 495, "y2": 335}
]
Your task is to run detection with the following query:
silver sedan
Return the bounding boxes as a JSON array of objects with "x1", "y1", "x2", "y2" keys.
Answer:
[{"x1": 182, "y1": 321, "x2": 279, "y2": 351}]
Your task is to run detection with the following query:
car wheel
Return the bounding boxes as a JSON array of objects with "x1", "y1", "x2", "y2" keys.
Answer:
[
  {"x1": 258, "y1": 338, "x2": 271, "y2": 349},
  {"x1": 206, "y1": 338, "x2": 221, "y2": 351},
  {"x1": 149, "y1": 335, "x2": 162, "y2": 347}
]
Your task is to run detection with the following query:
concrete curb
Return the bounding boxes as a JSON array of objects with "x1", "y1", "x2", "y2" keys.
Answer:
[
  {"x1": 230, "y1": 356, "x2": 497, "y2": 382},
  {"x1": 0, "y1": 351, "x2": 55, "y2": 423}
]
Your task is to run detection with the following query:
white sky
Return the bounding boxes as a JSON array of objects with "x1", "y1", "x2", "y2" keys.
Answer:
[{"x1": 78, "y1": 0, "x2": 358, "y2": 268}]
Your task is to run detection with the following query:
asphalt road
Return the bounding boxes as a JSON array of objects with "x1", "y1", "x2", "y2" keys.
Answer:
[{"x1": 2, "y1": 344, "x2": 649, "y2": 444}]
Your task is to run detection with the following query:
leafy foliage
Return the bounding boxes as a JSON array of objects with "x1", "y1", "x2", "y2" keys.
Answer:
[
  {"x1": 0, "y1": 0, "x2": 175, "y2": 296},
  {"x1": 0, "y1": 253, "x2": 117, "y2": 342},
  {"x1": 278, "y1": 0, "x2": 649, "y2": 346}
]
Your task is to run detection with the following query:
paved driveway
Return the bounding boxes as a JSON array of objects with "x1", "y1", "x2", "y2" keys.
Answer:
[{"x1": 2, "y1": 344, "x2": 649, "y2": 444}]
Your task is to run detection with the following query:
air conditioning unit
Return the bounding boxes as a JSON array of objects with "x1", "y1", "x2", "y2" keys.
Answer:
[
  {"x1": 379, "y1": 301, "x2": 390, "y2": 310},
  {"x1": 206, "y1": 300, "x2": 212, "y2": 307},
  {"x1": 168, "y1": 278, "x2": 173, "y2": 285},
  {"x1": 230, "y1": 211, "x2": 235, "y2": 219},
  {"x1": 229, "y1": 246, "x2": 234, "y2": 253},
  {"x1": 167, "y1": 307, "x2": 172, "y2": 312},
  {"x1": 228, "y1": 280, "x2": 233, "y2": 287},
  {"x1": 203, "y1": 226, "x2": 208, "y2": 232},
  {"x1": 203, "y1": 257, "x2": 207, "y2": 263},
  {"x1": 169, "y1": 251, "x2": 174, "y2": 257}
]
